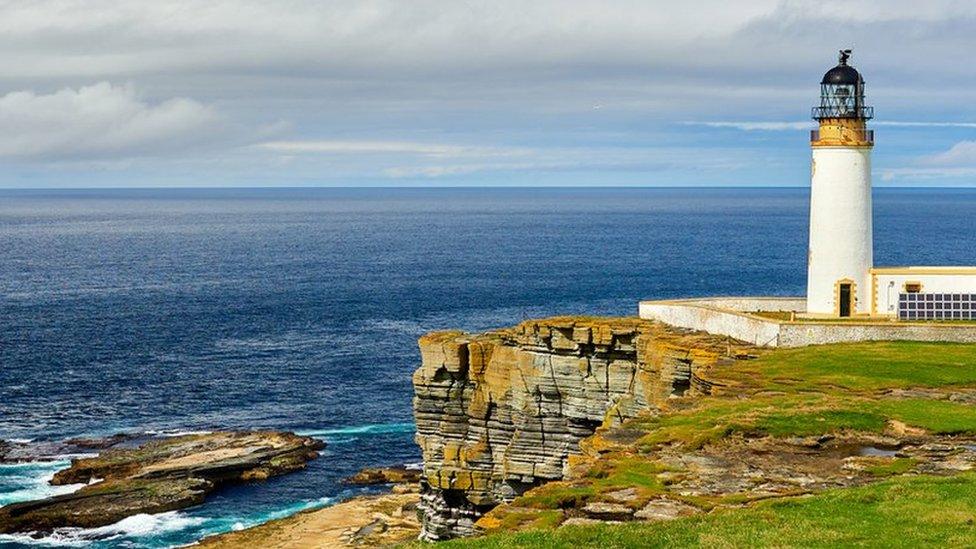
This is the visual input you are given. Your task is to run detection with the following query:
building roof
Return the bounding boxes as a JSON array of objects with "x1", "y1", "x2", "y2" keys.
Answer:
[{"x1": 821, "y1": 63, "x2": 862, "y2": 85}]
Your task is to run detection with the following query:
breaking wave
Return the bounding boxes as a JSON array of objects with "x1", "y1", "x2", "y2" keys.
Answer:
[
  {"x1": 297, "y1": 422, "x2": 415, "y2": 439},
  {"x1": 0, "y1": 497, "x2": 340, "y2": 548},
  {"x1": 0, "y1": 511, "x2": 207, "y2": 547},
  {"x1": 0, "y1": 461, "x2": 84, "y2": 507}
]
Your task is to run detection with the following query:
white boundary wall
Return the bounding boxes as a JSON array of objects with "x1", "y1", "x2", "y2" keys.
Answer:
[
  {"x1": 638, "y1": 297, "x2": 800, "y2": 346},
  {"x1": 639, "y1": 296, "x2": 976, "y2": 347}
]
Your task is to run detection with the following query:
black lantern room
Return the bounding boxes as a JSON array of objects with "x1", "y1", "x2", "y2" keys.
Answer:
[{"x1": 812, "y1": 50, "x2": 873, "y2": 120}]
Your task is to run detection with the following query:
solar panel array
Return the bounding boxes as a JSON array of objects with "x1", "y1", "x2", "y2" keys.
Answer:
[{"x1": 898, "y1": 293, "x2": 976, "y2": 321}]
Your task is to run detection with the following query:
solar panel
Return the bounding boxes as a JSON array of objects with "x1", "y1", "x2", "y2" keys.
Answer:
[{"x1": 898, "y1": 293, "x2": 976, "y2": 320}]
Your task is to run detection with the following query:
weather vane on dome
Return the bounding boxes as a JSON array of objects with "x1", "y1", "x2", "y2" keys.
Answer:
[{"x1": 839, "y1": 49, "x2": 852, "y2": 65}]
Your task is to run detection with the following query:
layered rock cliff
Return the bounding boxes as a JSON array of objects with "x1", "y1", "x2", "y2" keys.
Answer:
[{"x1": 412, "y1": 316, "x2": 742, "y2": 540}]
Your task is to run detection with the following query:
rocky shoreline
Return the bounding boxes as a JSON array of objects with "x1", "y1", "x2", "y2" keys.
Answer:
[
  {"x1": 0, "y1": 431, "x2": 323, "y2": 534},
  {"x1": 200, "y1": 486, "x2": 422, "y2": 548},
  {"x1": 8, "y1": 315, "x2": 973, "y2": 547}
]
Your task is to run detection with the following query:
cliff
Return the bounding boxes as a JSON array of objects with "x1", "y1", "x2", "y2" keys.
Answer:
[
  {"x1": 412, "y1": 316, "x2": 748, "y2": 540},
  {"x1": 414, "y1": 327, "x2": 976, "y2": 547}
]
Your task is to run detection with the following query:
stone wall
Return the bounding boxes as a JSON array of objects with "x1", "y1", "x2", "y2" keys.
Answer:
[
  {"x1": 638, "y1": 297, "x2": 800, "y2": 346},
  {"x1": 639, "y1": 296, "x2": 976, "y2": 347},
  {"x1": 411, "y1": 317, "x2": 738, "y2": 540},
  {"x1": 777, "y1": 322, "x2": 976, "y2": 346}
]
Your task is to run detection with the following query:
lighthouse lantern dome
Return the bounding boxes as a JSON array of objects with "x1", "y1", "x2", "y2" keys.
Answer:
[{"x1": 812, "y1": 49, "x2": 873, "y2": 120}]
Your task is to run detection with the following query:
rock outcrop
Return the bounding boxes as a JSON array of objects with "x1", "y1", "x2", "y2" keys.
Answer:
[
  {"x1": 0, "y1": 434, "x2": 138, "y2": 464},
  {"x1": 345, "y1": 466, "x2": 422, "y2": 486},
  {"x1": 412, "y1": 316, "x2": 744, "y2": 540},
  {"x1": 0, "y1": 431, "x2": 323, "y2": 533},
  {"x1": 199, "y1": 492, "x2": 422, "y2": 548}
]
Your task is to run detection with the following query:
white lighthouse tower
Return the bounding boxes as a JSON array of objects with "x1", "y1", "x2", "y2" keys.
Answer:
[{"x1": 806, "y1": 50, "x2": 874, "y2": 317}]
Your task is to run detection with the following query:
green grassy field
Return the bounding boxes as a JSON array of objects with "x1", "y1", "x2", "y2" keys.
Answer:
[{"x1": 435, "y1": 473, "x2": 976, "y2": 548}]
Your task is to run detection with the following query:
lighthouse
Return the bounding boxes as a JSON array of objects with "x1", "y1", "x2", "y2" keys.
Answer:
[
  {"x1": 641, "y1": 49, "x2": 976, "y2": 340},
  {"x1": 806, "y1": 50, "x2": 874, "y2": 317}
]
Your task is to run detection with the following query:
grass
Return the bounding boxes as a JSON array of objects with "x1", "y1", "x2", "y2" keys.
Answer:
[
  {"x1": 719, "y1": 341, "x2": 976, "y2": 392},
  {"x1": 512, "y1": 459, "x2": 669, "y2": 511},
  {"x1": 631, "y1": 395, "x2": 892, "y2": 451},
  {"x1": 872, "y1": 399, "x2": 976, "y2": 434},
  {"x1": 432, "y1": 473, "x2": 976, "y2": 548},
  {"x1": 750, "y1": 408, "x2": 889, "y2": 437},
  {"x1": 512, "y1": 484, "x2": 596, "y2": 510},
  {"x1": 487, "y1": 509, "x2": 564, "y2": 532},
  {"x1": 750, "y1": 311, "x2": 899, "y2": 323},
  {"x1": 864, "y1": 457, "x2": 917, "y2": 477}
]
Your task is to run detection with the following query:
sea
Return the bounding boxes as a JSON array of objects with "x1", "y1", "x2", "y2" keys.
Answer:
[{"x1": 3, "y1": 187, "x2": 976, "y2": 547}]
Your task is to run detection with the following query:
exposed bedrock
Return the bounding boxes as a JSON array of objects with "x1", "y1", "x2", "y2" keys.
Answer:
[
  {"x1": 412, "y1": 317, "x2": 744, "y2": 540},
  {"x1": 0, "y1": 431, "x2": 323, "y2": 534}
]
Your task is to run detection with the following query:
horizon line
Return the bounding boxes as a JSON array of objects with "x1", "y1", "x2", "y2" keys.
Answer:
[{"x1": 2, "y1": 185, "x2": 976, "y2": 191}]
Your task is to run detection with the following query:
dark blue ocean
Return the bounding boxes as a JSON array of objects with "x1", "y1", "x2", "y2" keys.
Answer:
[{"x1": 3, "y1": 187, "x2": 976, "y2": 547}]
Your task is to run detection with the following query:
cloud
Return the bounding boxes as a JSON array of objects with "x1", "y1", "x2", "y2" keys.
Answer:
[
  {"x1": 684, "y1": 121, "x2": 812, "y2": 131},
  {"x1": 685, "y1": 121, "x2": 976, "y2": 131},
  {"x1": 920, "y1": 141, "x2": 976, "y2": 167},
  {"x1": 881, "y1": 140, "x2": 976, "y2": 181},
  {"x1": 379, "y1": 146, "x2": 751, "y2": 178},
  {"x1": 6, "y1": 1, "x2": 976, "y2": 185},
  {"x1": 0, "y1": 82, "x2": 219, "y2": 160},
  {"x1": 0, "y1": 1, "x2": 778, "y2": 80},
  {"x1": 256, "y1": 140, "x2": 529, "y2": 159}
]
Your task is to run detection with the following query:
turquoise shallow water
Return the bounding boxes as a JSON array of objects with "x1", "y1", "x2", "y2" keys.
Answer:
[
  {"x1": 0, "y1": 424, "x2": 412, "y2": 548},
  {"x1": 3, "y1": 187, "x2": 976, "y2": 547}
]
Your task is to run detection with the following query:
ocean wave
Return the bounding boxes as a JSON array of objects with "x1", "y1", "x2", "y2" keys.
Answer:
[
  {"x1": 0, "y1": 495, "x2": 342, "y2": 548},
  {"x1": 0, "y1": 511, "x2": 207, "y2": 547},
  {"x1": 297, "y1": 422, "x2": 415, "y2": 438},
  {"x1": 320, "y1": 436, "x2": 356, "y2": 445},
  {"x1": 49, "y1": 453, "x2": 98, "y2": 461},
  {"x1": 143, "y1": 429, "x2": 213, "y2": 438},
  {"x1": 0, "y1": 461, "x2": 84, "y2": 508},
  {"x1": 0, "y1": 461, "x2": 70, "y2": 472},
  {"x1": 192, "y1": 496, "x2": 338, "y2": 545}
]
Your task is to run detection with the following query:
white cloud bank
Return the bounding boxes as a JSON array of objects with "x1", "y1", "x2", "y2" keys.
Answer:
[
  {"x1": 257, "y1": 140, "x2": 529, "y2": 159},
  {"x1": 881, "y1": 140, "x2": 976, "y2": 181},
  {"x1": 0, "y1": 82, "x2": 217, "y2": 160},
  {"x1": 686, "y1": 121, "x2": 976, "y2": 131},
  {"x1": 5, "y1": 1, "x2": 976, "y2": 185}
]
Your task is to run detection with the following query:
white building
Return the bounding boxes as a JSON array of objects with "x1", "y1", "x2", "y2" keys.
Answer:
[{"x1": 806, "y1": 50, "x2": 976, "y2": 320}]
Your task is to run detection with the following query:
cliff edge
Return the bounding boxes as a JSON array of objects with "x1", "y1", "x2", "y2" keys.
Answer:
[{"x1": 412, "y1": 316, "x2": 749, "y2": 540}]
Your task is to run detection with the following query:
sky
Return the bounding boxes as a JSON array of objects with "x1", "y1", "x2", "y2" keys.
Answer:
[{"x1": 3, "y1": 0, "x2": 976, "y2": 188}]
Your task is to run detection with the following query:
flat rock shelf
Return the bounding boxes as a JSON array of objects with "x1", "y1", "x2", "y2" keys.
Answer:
[{"x1": 0, "y1": 431, "x2": 324, "y2": 534}]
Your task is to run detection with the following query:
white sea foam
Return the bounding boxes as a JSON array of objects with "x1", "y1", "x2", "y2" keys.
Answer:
[
  {"x1": 89, "y1": 512, "x2": 206, "y2": 537},
  {"x1": 193, "y1": 496, "x2": 338, "y2": 544},
  {"x1": 144, "y1": 429, "x2": 213, "y2": 438},
  {"x1": 0, "y1": 511, "x2": 207, "y2": 547},
  {"x1": 0, "y1": 461, "x2": 84, "y2": 507},
  {"x1": 0, "y1": 461, "x2": 68, "y2": 471},
  {"x1": 51, "y1": 453, "x2": 98, "y2": 461},
  {"x1": 297, "y1": 422, "x2": 415, "y2": 438},
  {"x1": 0, "y1": 472, "x2": 343, "y2": 547}
]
